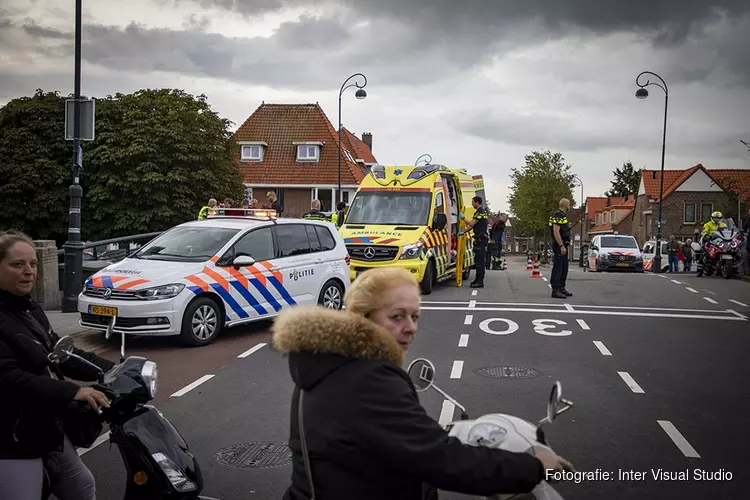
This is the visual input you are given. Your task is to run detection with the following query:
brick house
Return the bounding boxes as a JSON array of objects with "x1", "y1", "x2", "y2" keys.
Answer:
[
  {"x1": 231, "y1": 103, "x2": 378, "y2": 217},
  {"x1": 587, "y1": 196, "x2": 636, "y2": 237},
  {"x1": 632, "y1": 164, "x2": 750, "y2": 247}
]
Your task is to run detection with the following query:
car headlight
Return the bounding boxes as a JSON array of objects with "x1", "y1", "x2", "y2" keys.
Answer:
[
  {"x1": 399, "y1": 242, "x2": 424, "y2": 260},
  {"x1": 135, "y1": 283, "x2": 185, "y2": 300},
  {"x1": 598, "y1": 253, "x2": 609, "y2": 260},
  {"x1": 140, "y1": 360, "x2": 158, "y2": 399}
]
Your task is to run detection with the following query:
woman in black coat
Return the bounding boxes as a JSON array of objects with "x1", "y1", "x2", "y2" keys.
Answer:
[
  {"x1": 273, "y1": 267, "x2": 573, "y2": 500},
  {"x1": 0, "y1": 230, "x2": 115, "y2": 500}
]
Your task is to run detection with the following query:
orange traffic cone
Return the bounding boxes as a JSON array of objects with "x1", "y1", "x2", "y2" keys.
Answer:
[
  {"x1": 526, "y1": 256, "x2": 533, "y2": 271},
  {"x1": 531, "y1": 257, "x2": 542, "y2": 278},
  {"x1": 503, "y1": 260, "x2": 508, "y2": 271}
]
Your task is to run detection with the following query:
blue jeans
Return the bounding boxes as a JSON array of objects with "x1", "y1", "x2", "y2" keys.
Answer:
[{"x1": 668, "y1": 254, "x2": 679, "y2": 272}]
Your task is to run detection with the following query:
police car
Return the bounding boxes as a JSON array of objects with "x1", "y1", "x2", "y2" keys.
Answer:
[{"x1": 77, "y1": 208, "x2": 351, "y2": 346}]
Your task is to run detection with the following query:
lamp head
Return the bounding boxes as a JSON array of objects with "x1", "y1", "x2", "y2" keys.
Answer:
[
  {"x1": 355, "y1": 89, "x2": 367, "y2": 100},
  {"x1": 635, "y1": 88, "x2": 649, "y2": 99}
]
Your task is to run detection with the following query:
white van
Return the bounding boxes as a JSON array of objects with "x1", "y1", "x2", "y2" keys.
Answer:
[{"x1": 586, "y1": 234, "x2": 644, "y2": 272}]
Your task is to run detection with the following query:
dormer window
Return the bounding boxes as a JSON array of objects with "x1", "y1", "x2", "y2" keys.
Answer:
[
  {"x1": 294, "y1": 141, "x2": 323, "y2": 162},
  {"x1": 239, "y1": 141, "x2": 267, "y2": 162}
]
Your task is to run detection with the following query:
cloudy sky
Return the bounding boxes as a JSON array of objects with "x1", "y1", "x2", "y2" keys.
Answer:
[{"x1": 2, "y1": 0, "x2": 749, "y2": 212}]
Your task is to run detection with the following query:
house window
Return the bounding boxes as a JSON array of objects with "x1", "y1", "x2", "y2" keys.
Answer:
[
  {"x1": 342, "y1": 191, "x2": 350, "y2": 204},
  {"x1": 700, "y1": 203, "x2": 713, "y2": 222},
  {"x1": 312, "y1": 188, "x2": 334, "y2": 212},
  {"x1": 596, "y1": 214, "x2": 600, "y2": 225},
  {"x1": 297, "y1": 145, "x2": 319, "y2": 161},
  {"x1": 240, "y1": 145, "x2": 263, "y2": 161},
  {"x1": 610, "y1": 210, "x2": 615, "y2": 222},
  {"x1": 684, "y1": 203, "x2": 696, "y2": 223},
  {"x1": 603, "y1": 212, "x2": 608, "y2": 224}
]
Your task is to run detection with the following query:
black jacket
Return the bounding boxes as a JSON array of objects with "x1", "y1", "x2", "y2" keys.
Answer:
[
  {"x1": 272, "y1": 307, "x2": 545, "y2": 500},
  {"x1": 0, "y1": 289, "x2": 115, "y2": 459}
]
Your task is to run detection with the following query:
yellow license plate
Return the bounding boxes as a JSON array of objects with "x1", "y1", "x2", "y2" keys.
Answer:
[
  {"x1": 616, "y1": 263, "x2": 629, "y2": 267},
  {"x1": 90, "y1": 305, "x2": 118, "y2": 316}
]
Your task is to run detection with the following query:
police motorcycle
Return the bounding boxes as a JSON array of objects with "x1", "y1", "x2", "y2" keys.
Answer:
[
  {"x1": 44, "y1": 318, "x2": 219, "y2": 500},
  {"x1": 407, "y1": 358, "x2": 573, "y2": 500},
  {"x1": 693, "y1": 218, "x2": 746, "y2": 279}
]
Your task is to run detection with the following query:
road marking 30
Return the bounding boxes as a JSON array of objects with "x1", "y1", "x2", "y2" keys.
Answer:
[
  {"x1": 171, "y1": 374, "x2": 215, "y2": 397},
  {"x1": 730, "y1": 299, "x2": 748, "y2": 307},
  {"x1": 618, "y1": 371, "x2": 645, "y2": 393},
  {"x1": 238, "y1": 342, "x2": 266, "y2": 358},
  {"x1": 658, "y1": 420, "x2": 701, "y2": 458},
  {"x1": 439, "y1": 400, "x2": 456, "y2": 426},
  {"x1": 593, "y1": 341, "x2": 611, "y2": 355},
  {"x1": 458, "y1": 334, "x2": 469, "y2": 347},
  {"x1": 450, "y1": 361, "x2": 464, "y2": 379}
]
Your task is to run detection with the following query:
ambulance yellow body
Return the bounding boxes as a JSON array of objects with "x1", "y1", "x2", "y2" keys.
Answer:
[{"x1": 340, "y1": 163, "x2": 486, "y2": 294}]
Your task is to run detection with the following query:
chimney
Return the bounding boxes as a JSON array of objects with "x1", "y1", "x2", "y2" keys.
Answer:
[{"x1": 361, "y1": 132, "x2": 372, "y2": 151}]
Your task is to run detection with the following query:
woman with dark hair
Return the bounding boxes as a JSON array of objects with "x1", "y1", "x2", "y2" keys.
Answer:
[{"x1": 0, "y1": 230, "x2": 115, "y2": 500}]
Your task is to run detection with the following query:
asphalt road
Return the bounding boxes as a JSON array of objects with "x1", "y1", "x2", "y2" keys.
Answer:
[{"x1": 79, "y1": 256, "x2": 750, "y2": 500}]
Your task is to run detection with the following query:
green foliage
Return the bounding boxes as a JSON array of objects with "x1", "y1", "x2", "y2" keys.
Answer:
[
  {"x1": 0, "y1": 88, "x2": 244, "y2": 243},
  {"x1": 508, "y1": 151, "x2": 575, "y2": 240},
  {"x1": 0, "y1": 90, "x2": 73, "y2": 243},
  {"x1": 604, "y1": 161, "x2": 640, "y2": 197}
]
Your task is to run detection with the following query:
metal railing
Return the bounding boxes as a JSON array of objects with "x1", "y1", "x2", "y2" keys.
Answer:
[{"x1": 56, "y1": 231, "x2": 163, "y2": 258}]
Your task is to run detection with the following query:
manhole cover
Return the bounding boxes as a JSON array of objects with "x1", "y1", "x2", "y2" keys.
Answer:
[
  {"x1": 214, "y1": 442, "x2": 292, "y2": 469},
  {"x1": 474, "y1": 366, "x2": 540, "y2": 379}
]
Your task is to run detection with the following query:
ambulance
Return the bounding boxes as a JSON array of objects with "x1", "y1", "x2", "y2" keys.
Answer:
[{"x1": 341, "y1": 163, "x2": 486, "y2": 294}]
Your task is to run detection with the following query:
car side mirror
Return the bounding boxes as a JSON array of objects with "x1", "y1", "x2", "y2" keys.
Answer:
[
  {"x1": 433, "y1": 213, "x2": 447, "y2": 231},
  {"x1": 233, "y1": 255, "x2": 255, "y2": 268}
]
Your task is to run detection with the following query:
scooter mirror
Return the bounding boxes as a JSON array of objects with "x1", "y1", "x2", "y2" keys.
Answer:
[
  {"x1": 49, "y1": 336, "x2": 74, "y2": 363},
  {"x1": 406, "y1": 358, "x2": 436, "y2": 392},
  {"x1": 546, "y1": 381, "x2": 563, "y2": 423}
]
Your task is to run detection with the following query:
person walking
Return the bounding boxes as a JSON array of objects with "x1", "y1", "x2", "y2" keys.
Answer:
[
  {"x1": 682, "y1": 239, "x2": 693, "y2": 272},
  {"x1": 666, "y1": 235, "x2": 679, "y2": 273},
  {"x1": 549, "y1": 198, "x2": 572, "y2": 299},
  {"x1": 460, "y1": 196, "x2": 489, "y2": 288}
]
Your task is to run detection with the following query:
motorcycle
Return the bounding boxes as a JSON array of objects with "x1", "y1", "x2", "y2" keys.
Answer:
[
  {"x1": 406, "y1": 358, "x2": 573, "y2": 500},
  {"x1": 44, "y1": 317, "x2": 219, "y2": 500},
  {"x1": 693, "y1": 219, "x2": 746, "y2": 279}
]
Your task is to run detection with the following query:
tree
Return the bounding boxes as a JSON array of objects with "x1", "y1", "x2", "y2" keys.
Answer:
[
  {"x1": 604, "y1": 161, "x2": 640, "y2": 197},
  {"x1": 508, "y1": 150, "x2": 575, "y2": 246}
]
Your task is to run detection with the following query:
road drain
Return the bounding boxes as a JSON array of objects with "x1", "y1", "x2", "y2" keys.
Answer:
[
  {"x1": 214, "y1": 442, "x2": 292, "y2": 469},
  {"x1": 474, "y1": 366, "x2": 540, "y2": 379}
]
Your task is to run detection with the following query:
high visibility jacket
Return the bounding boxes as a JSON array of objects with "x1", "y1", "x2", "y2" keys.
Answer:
[
  {"x1": 701, "y1": 220, "x2": 727, "y2": 236},
  {"x1": 331, "y1": 210, "x2": 346, "y2": 228},
  {"x1": 198, "y1": 205, "x2": 210, "y2": 220},
  {"x1": 302, "y1": 210, "x2": 331, "y2": 222}
]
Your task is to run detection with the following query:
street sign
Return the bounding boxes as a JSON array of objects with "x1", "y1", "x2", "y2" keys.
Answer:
[{"x1": 64, "y1": 99, "x2": 95, "y2": 141}]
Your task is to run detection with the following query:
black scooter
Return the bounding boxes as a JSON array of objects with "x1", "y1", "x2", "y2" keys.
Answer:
[{"x1": 45, "y1": 318, "x2": 219, "y2": 500}]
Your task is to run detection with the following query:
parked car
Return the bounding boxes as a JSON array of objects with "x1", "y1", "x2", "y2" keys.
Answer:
[{"x1": 586, "y1": 234, "x2": 644, "y2": 272}]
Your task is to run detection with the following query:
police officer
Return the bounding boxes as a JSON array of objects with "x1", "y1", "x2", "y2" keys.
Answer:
[
  {"x1": 460, "y1": 196, "x2": 489, "y2": 288},
  {"x1": 549, "y1": 198, "x2": 572, "y2": 299},
  {"x1": 198, "y1": 198, "x2": 217, "y2": 220},
  {"x1": 331, "y1": 201, "x2": 348, "y2": 228},
  {"x1": 302, "y1": 199, "x2": 331, "y2": 221}
]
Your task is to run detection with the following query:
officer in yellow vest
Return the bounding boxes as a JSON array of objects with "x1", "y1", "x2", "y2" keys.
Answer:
[
  {"x1": 198, "y1": 198, "x2": 217, "y2": 220},
  {"x1": 330, "y1": 201, "x2": 348, "y2": 228},
  {"x1": 302, "y1": 199, "x2": 331, "y2": 221}
]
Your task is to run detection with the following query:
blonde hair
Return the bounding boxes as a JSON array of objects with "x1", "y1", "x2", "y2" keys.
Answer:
[
  {"x1": 0, "y1": 230, "x2": 34, "y2": 262},
  {"x1": 344, "y1": 267, "x2": 420, "y2": 317}
]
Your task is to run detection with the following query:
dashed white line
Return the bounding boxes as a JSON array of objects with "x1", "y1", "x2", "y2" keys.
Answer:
[
  {"x1": 171, "y1": 374, "x2": 215, "y2": 397},
  {"x1": 238, "y1": 342, "x2": 266, "y2": 358},
  {"x1": 657, "y1": 420, "x2": 701, "y2": 458},
  {"x1": 577, "y1": 319, "x2": 590, "y2": 330},
  {"x1": 77, "y1": 431, "x2": 111, "y2": 456},
  {"x1": 658, "y1": 274, "x2": 667, "y2": 278},
  {"x1": 685, "y1": 287, "x2": 698, "y2": 293},
  {"x1": 469, "y1": 300, "x2": 476, "y2": 308},
  {"x1": 564, "y1": 304, "x2": 574, "y2": 312},
  {"x1": 670, "y1": 279, "x2": 682, "y2": 284},
  {"x1": 542, "y1": 277, "x2": 548, "y2": 282},
  {"x1": 593, "y1": 341, "x2": 611, "y2": 356},
  {"x1": 729, "y1": 299, "x2": 748, "y2": 307},
  {"x1": 703, "y1": 297, "x2": 719, "y2": 305},
  {"x1": 464, "y1": 314, "x2": 473, "y2": 325},
  {"x1": 450, "y1": 361, "x2": 464, "y2": 379},
  {"x1": 438, "y1": 400, "x2": 456, "y2": 426},
  {"x1": 458, "y1": 334, "x2": 469, "y2": 347},
  {"x1": 471, "y1": 290, "x2": 478, "y2": 296},
  {"x1": 548, "y1": 284, "x2": 552, "y2": 288},
  {"x1": 728, "y1": 309, "x2": 749, "y2": 320},
  {"x1": 617, "y1": 371, "x2": 645, "y2": 393}
]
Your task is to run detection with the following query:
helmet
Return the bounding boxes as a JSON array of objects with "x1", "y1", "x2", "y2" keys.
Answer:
[{"x1": 711, "y1": 211, "x2": 723, "y2": 223}]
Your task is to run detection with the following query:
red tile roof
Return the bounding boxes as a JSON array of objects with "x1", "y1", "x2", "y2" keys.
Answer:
[
  {"x1": 341, "y1": 127, "x2": 377, "y2": 164},
  {"x1": 640, "y1": 164, "x2": 750, "y2": 201},
  {"x1": 588, "y1": 208, "x2": 634, "y2": 234},
  {"x1": 706, "y1": 169, "x2": 750, "y2": 201},
  {"x1": 231, "y1": 103, "x2": 377, "y2": 186},
  {"x1": 585, "y1": 196, "x2": 634, "y2": 221}
]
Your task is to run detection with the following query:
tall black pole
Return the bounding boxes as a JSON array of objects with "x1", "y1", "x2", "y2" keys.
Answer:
[
  {"x1": 337, "y1": 73, "x2": 367, "y2": 203},
  {"x1": 62, "y1": 0, "x2": 84, "y2": 312},
  {"x1": 338, "y1": 93, "x2": 342, "y2": 203}
]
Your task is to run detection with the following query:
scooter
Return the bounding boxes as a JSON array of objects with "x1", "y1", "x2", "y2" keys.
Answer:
[
  {"x1": 44, "y1": 317, "x2": 219, "y2": 500},
  {"x1": 406, "y1": 358, "x2": 574, "y2": 500}
]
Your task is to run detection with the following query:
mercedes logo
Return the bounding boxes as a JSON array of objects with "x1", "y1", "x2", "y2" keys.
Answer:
[
  {"x1": 363, "y1": 246, "x2": 376, "y2": 259},
  {"x1": 619, "y1": 256, "x2": 625, "y2": 261},
  {"x1": 102, "y1": 288, "x2": 113, "y2": 299}
]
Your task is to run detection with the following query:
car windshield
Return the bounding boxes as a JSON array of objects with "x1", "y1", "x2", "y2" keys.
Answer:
[
  {"x1": 601, "y1": 236, "x2": 638, "y2": 249},
  {"x1": 133, "y1": 226, "x2": 239, "y2": 262},
  {"x1": 345, "y1": 191, "x2": 432, "y2": 226}
]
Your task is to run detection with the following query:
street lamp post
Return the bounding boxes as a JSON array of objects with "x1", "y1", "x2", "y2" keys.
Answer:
[
  {"x1": 415, "y1": 153, "x2": 432, "y2": 166},
  {"x1": 338, "y1": 73, "x2": 367, "y2": 203},
  {"x1": 570, "y1": 174, "x2": 584, "y2": 208},
  {"x1": 635, "y1": 70, "x2": 669, "y2": 273},
  {"x1": 62, "y1": 0, "x2": 85, "y2": 312}
]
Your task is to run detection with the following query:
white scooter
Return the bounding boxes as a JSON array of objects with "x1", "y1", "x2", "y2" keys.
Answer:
[{"x1": 406, "y1": 358, "x2": 574, "y2": 500}]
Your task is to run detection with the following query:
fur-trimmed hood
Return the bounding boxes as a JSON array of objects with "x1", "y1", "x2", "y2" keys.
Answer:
[{"x1": 272, "y1": 306, "x2": 405, "y2": 390}]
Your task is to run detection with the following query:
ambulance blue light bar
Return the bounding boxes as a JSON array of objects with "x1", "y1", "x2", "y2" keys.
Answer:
[{"x1": 207, "y1": 208, "x2": 277, "y2": 218}]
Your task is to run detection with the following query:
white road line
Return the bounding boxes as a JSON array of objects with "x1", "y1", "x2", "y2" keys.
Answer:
[
  {"x1": 542, "y1": 277, "x2": 548, "y2": 281},
  {"x1": 77, "y1": 431, "x2": 111, "y2": 456},
  {"x1": 548, "y1": 284, "x2": 552, "y2": 288},
  {"x1": 471, "y1": 290, "x2": 478, "y2": 296},
  {"x1": 730, "y1": 299, "x2": 748, "y2": 307},
  {"x1": 171, "y1": 374, "x2": 215, "y2": 397},
  {"x1": 703, "y1": 297, "x2": 719, "y2": 304},
  {"x1": 564, "y1": 304, "x2": 574, "y2": 312},
  {"x1": 423, "y1": 301, "x2": 733, "y2": 313},
  {"x1": 657, "y1": 420, "x2": 701, "y2": 458},
  {"x1": 658, "y1": 274, "x2": 667, "y2": 278},
  {"x1": 469, "y1": 300, "x2": 476, "y2": 308},
  {"x1": 618, "y1": 371, "x2": 645, "y2": 393},
  {"x1": 238, "y1": 342, "x2": 266, "y2": 358},
  {"x1": 438, "y1": 400, "x2": 456, "y2": 426},
  {"x1": 593, "y1": 341, "x2": 611, "y2": 355},
  {"x1": 458, "y1": 334, "x2": 469, "y2": 347},
  {"x1": 703, "y1": 289, "x2": 716, "y2": 295},
  {"x1": 728, "y1": 309, "x2": 749, "y2": 320},
  {"x1": 670, "y1": 279, "x2": 682, "y2": 284},
  {"x1": 685, "y1": 287, "x2": 698, "y2": 293},
  {"x1": 577, "y1": 319, "x2": 590, "y2": 330},
  {"x1": 450, "y1": 361, "x2": 464, "y2": 379},
  {"x1": 464, "y1": 314, "x2": 473, "y2": 325}
]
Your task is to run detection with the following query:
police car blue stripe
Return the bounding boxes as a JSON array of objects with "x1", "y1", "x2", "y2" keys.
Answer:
[
  {"x1": 210, "y1": 283, "x2": 249, "y2": 319},
  {"x1": 230, "y1": 281, "x2": 268, "y2": 316},
  {"x1": 268, "y1": 277, "x2": 296, "y2": 305},
  {"x1": 101, "y1": 276, "x2": 114, "y2": 288},
  {"x1": 187, "y1": 285, "x2": 203, "y2": 295},
  {"x1": 85, "y1": 277, "x2": 94, "y2": 287},
  {"x1": 249, "y1": 279, "x2": 283, "y2": 312}
]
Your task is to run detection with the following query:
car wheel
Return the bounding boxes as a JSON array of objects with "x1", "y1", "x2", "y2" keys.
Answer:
[
  {"x1": 318, "y1": 279, "x2": 344, "y2": 309},
  {"x1": 420, "y1": 259, "x2": 435, "y2": 295},
  {"x1": 180, "y1": 296, "x2": 223, "y2": 347}
]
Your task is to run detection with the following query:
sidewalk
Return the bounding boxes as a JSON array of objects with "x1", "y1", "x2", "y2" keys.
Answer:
[{"x1": 45, "y1": 310, "x2": 109, "y2": 352}]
